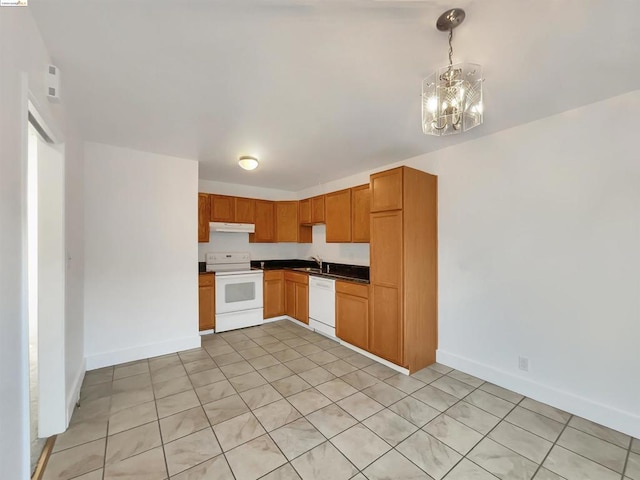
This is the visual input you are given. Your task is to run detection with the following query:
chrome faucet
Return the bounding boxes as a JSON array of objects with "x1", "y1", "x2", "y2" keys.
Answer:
[{"x1": 310, "y1": 255, "x2": 322, "y2": 271}]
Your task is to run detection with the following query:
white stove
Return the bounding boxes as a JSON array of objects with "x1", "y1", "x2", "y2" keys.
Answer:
[{"x1": 205, "y1": 252, "x2": 263, "y2": 332}]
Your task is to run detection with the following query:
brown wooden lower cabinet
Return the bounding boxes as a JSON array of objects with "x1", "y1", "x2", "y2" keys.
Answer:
[
  {"x1": 284, "y1": 271, "x2": 309, "y2": 324},
  {"x1": 335, "y1": 281, "x2": 369, "y2": 350},
  {"x1": 198, "y1": 273, "x2": 215, "y2": 331},
  {"x1": 263, "y1": 270, "x2": 284, "y2": 318},
  {"x1": 369, "y1": 284, "x2": 402, "y2": 365},
  {"x1": 295, "y1": 282, "x2": 309, "y2": 324}
]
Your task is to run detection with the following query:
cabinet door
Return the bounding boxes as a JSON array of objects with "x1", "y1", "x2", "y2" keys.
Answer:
[
  {"x1": 351, "y1": 184, "x2": 370, "y2": 243},
  {"x1": 369, "y1": 284, "x2": 401, "y2": 364},
  {"x1": 263, "y1": 270, "x2": 284, "y2": 318},
  {"x1": 210, "y1": 195, "x2": 235, "y2": 222},
  {"x1": 325, "y1": 189, "x2": 352, "y2": 242},
  {"x1": 198, "y1": 193, "x2": 211, "y2": 243},
  {"x1": 299, "y1": 199, "x2": 312, "y2": 225},
  {"x1": 250, "y1": 200, "x2": 275, "y2": 243},
  {"x1": 311, "y1": 195, "x2": 325, "y2": 224},
  {"x1": 198, "y1": 275, "x2": 215, "y2": 331},
  {"x1": 235, "y1": 197, "x2": 255, "y2": 224},
  {"x1": 276, "y1": 201, "x2": 299, "y2": 242},
  {"x1": 295, "y1": 282, "x2": 309, "y2": 324},
  {"x1": 285, "y1": 280, "x2": 296, "y2": 318},
  {"x1": 370, "y1": 167, "x2": 403, "y2": 212},
  {"x1": 336, "y1": 292, "x2": 369, "y2": 350},
  {"x1": 370, "y1": 210, "x2": 403, "y2": 364},
  {"x1": 370, "y1": 211, "x2": 403, "y2": 286}
]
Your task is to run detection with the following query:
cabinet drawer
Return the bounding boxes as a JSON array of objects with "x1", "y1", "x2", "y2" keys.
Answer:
[
  {"x1": 336, "y1": 281, "x2": 368, "y2": 298},
  {"x1": 199, "y1": 273, "x2": 214, "y2": 287},
  {"x1": 284, "y1": 271, "x2": 309, "y2": 284},
  {"x1": 264, "y1": 269, "x2": 284, "y2": 281}
]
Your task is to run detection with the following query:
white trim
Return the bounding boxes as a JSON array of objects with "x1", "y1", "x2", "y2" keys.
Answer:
[
  {"x1": 264, "y1": 316, "x2": 410, "y2": 375},
  {"x1": 264, "y1": 316, "x2": 315, "y2": 331},
  {"x1": 262, "y1": 315, "x2": 289, "y2": 324},
  {"x1": 286, "y1": 317, "x2": 314, "y2": 331},
  {"x1": 338, "y1": 340, "x2": 410, "y2": 376},
  {"x1": 27, "y1": 97, "x2": 62, "y2": 144},
  {"x1": 19, "y1": 72, "x2": 31, "y2": 480},
  {"x1": 66, "y1": 359, "x2": 85, "y2": 426},
  {"x1": 436, "y1": 349, "x2": 640, "y2": 439},
  {"x1": 199, "y1": 329, "x2": 214, "y2": 335},
  {"x1": 85, "y1": 336, "x2": 201, "y2": 370}
]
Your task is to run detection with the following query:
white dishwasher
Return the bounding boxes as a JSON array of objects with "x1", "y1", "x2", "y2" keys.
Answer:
[{"x1": 308, "y1": 276, "x2": 336, "y2": 338}]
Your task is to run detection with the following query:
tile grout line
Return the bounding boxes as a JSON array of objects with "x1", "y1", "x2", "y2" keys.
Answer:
[
  {"x1": 529, "y1": 412, "x2": 573, "y2": 480},
  {"x1": 621, "y1": 436, "x2": 633, "y2": 480},
  {"x1": 71, "y1": 321, "x2": 633, "y2": 480}
]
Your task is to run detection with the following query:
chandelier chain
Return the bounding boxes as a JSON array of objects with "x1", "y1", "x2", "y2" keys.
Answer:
[{"x1": 448, "y1": 29, "x2": 454, "y2": 66}]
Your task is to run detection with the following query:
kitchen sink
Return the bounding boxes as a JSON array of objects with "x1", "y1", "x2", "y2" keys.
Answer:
[{"x1": 292, "y1": 267, "x2": 322, "y2": 273}]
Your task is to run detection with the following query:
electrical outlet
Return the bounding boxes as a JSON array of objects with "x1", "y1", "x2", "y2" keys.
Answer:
[{"x1": 518, "y1": 356, "x2": 529, "y2": 372}]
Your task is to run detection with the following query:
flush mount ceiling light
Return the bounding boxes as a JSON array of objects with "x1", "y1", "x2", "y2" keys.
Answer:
[
  {"x1": 238, "y1": 155, "x2": 259, "y2": 170},
  {"x1": 422, "y1": 8, "x2": 483, "y2": 136}
]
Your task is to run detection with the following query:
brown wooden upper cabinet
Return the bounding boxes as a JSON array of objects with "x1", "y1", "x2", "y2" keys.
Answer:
[
  {"x1": 325, "y1": 189, "x2": 352, "y2": 242},
  {"x1": 198, "y1": 193, "x2": 211, "y2": 243},
  {"x1": 210, "y1": 194, "x2": 255, "y2": 223},
  {"x1": 370, "y1": 167, "x2": 403, "y2": 212},
  {"x1": 249, "y1": 200, "x2": 275, "y2": 243},
  {"x1": 299, "y1": 198, "x2": 312, "y2": 225},
  {"x1": 210, "y1": 194, "x2": 234, "y2": 222},
  {"x1": 311, "y1": 195, "x2": 325, "y2": 223},
  {"x1": 235, "y1": 197, "x2": 256, "y2": 223},
  {"x1": 299, "y1": 195, "x2": 325, "y2": 225},
  {"x1": 276, "y1": 201, "x2": 311, "y2": 243},
  {"x1": 351, "y1": 184, "x2": 370, "y2": 243}
]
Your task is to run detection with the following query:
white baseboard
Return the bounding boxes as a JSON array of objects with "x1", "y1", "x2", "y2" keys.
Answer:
[
  {"x1": 66, "y1": 359, "x2": 86, "y2": 426},
  {"x1": 264, "y1": 315, "x2": 315, "y2": 331},
  {"x1": 437, "y1": 349, "x2": 640, "y2": 439},
  {"x1": 86, "y1": 336, "x2": 201, "y2": 370},
  {"x1": 271, "y1": 317, "x2": 409, "y2": 375},
  {"x1": 262, "y1": 315, "x2": 289, "y2": 324},
  {"x1": 339, "y1": 341, "x2": 409, "y2": 376}
]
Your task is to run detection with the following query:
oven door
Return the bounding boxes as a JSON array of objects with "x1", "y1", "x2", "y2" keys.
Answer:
[{"x1": 215, "y1": 272, "x2": 264, "y2": 314}]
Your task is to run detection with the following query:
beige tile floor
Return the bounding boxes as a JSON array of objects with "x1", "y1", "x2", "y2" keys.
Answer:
[{"x1": 44, "y1": 320, "x2": 640, "y2": 480}]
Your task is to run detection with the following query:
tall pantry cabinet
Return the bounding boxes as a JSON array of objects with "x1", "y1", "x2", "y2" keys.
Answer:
[{"x1": 369, "y1": 166, "x2": 437, "y2": 373}]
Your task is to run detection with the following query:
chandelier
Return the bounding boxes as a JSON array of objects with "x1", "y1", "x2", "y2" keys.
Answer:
[{"x1": 422, "y1": 8, "x2": 483, "y2": 136}]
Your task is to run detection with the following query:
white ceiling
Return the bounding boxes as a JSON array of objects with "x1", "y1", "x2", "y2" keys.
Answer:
[{"x1": 31, "y1": 0, "x2": 640, "y2": 190}]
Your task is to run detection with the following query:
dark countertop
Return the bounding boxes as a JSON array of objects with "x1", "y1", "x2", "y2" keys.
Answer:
[{"x1": 251, "y1": 259, "x2": 369, "y2": 284}]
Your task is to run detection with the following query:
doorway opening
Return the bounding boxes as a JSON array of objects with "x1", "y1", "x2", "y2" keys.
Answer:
[{"x1": 27, "y1": 106, "x2": 66, "y2": 474}]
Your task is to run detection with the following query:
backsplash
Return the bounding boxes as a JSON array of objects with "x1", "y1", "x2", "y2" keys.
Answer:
[{"x1": 198, "y1": 225, "x2": 369, "y2": 266}]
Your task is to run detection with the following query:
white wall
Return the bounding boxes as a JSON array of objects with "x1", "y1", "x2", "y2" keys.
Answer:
[
  {"x1": 199, "y1": 179, "x2": 296, "y2": 200},
  {"x1": 84, "y1": 143, "x2": 200, "y2": 369},
  {"x1": 410, "y1": 91, "x2": 640, "y2": 437},
  {"x1": 298, "y1": 225, "x2": 369, "y2": 266},
  {"x1": 0, "y1": 8, "x2": 84, "y2": 479}
]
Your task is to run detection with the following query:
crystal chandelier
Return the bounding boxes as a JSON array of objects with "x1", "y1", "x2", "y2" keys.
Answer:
[{"x1": 422, "y1": 8, "x2": 483, "y2": 136}]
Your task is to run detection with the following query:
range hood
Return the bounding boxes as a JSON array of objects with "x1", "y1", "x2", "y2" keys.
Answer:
[{"x1": 210, "y1": 222, "x2": 255, "y2": 233}]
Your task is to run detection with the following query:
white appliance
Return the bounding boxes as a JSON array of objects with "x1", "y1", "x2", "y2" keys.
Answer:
[
  {"x1": 308, "y1": 276, "x2": 336, "y2": 338},
  {"x1": 205, "y1": 252, "x2": 263, "y2": 332},
  {"x1": 209, "y1": 222, "x2": 255, "y2": 233}
]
